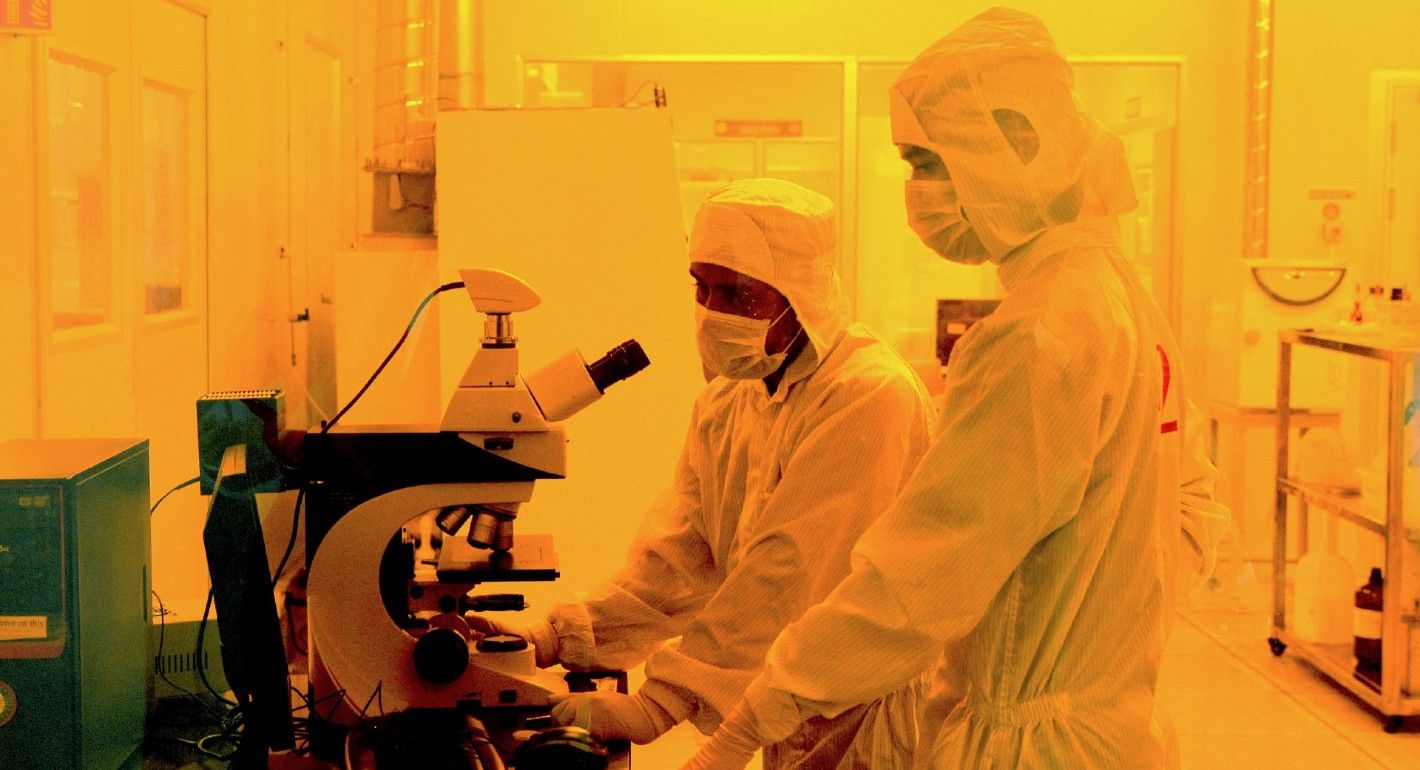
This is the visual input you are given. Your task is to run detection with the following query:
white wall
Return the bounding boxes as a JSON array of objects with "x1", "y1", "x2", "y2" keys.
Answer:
[
  {"x1": 8, "y1": 1, "x2": 218, "y2": 604},
  {"x1": 205, "y1": 0, "x2": 291, "y2": 392},
  {"x1": 1271, "y1": 0, "x2": 1420, "y2": 277},
  {"x1": 153, "y1": 0, "x2": 356, "y2": 604},
  {"x1": 457, "y1": 0, "x2": 1247, "y2": 609},
  {"x1": 479, "y1": 0, "x2": 1248, "y2": 390},
  {"x1": 11, "y1": 0, "x2": 1412, "y2": 626},
  {"x1": 1210, "y1": 1, "x2": 1420, "y2": 569},
  {"x1": 0, "y1": 37, "x2": 39, "y2": 442},
  {"x1": 435, "y1": 108, "x2": 703, "y2": 600},
  {"x1": 332, "y1": 248, "x2": 442, "y2": 425},
  {"x1": 474, "y1": 1, "x2": 1420, "y2": 584}
]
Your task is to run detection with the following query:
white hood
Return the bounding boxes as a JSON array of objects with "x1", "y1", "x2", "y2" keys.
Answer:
[
  {"x1": 890, "y1": 7, "x2": 1138, "y2": 264},
  {"x1": 688, "y1": 178, "x2": 851, "y2": 370}
]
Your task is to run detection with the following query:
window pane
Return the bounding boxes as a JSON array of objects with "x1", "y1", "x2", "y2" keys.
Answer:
[
  {"x1": 48, "y1": 58, "x2": 111, "y2": 330},
  {"x1": 143, "y1": 85, "x2": 188, "y2": 315}
]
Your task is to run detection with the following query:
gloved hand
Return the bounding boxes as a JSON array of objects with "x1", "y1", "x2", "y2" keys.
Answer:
[
  {"x1": 467, "y1": 615, "x2": 560, "y2": 668},
  {"x1": 549, "y1": 690, "x2": 679, "y2": 744},
  {"x1": 676, "y1": 716, "x2": 759, "y2": 770}
]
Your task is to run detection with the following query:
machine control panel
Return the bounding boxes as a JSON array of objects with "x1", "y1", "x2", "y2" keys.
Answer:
[{"x1": 0, "y1": 486, "x2": 64, "y2": 653}]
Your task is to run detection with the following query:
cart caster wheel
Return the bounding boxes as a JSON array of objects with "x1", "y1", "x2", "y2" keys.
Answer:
[
  {"x1": 1383, "y1": 716, "x2": 1405, "y2": 733},
  {"x1": 1268, "y1": 637, "x2": 1287, "y2": 657}
]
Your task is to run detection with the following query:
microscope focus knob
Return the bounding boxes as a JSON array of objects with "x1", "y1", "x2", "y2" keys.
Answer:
[
  {"x1": 514, "y1": 726, "x2": 610, "y2": 770},
  {"x1": 412, "y1": 627, "x2": 470, "y2": 684},
  {"x1": 476, "y1": 633, "x2": 529, "y2": 653}
]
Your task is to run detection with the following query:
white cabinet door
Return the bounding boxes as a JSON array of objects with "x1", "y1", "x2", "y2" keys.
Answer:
[
  {"x1": 39, "y1": 0, "x2": 136, "y2": 439},
  {"x1": 132, "y1": 0, "x2": 209, "y2": 494}
]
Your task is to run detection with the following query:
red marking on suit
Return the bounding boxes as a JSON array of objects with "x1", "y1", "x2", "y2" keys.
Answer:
[
  {"x1": 1157, "y1": 345, "x2": 1171, "y2": 408},
  {"x1": 1158, "y1": 346, "x2": 1174, "y2": 434}
]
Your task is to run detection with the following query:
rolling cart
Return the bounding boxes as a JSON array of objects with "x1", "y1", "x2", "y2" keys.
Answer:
[{"x1": 1269, "y1": 328, "x2": 1420, "y2": 732}]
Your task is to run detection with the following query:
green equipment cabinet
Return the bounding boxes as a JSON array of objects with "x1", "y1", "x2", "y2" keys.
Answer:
[{"x1": 0, "y1": 439, "x2": 150, "y2": 769}]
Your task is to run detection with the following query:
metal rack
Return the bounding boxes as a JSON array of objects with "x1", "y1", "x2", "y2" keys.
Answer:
[{"x1": 1270, "y1": 328, "x2": 1420, "y2": 732}]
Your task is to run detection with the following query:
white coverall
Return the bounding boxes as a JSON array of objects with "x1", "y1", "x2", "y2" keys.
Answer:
[
  {"x1": 546, "y1": 179, "x2": 937, "y2": 768},
  {"x1": 683, "y1": 10, "x2": 1230, "y2": 770}
]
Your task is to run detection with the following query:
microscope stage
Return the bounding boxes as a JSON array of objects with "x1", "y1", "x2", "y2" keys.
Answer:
[{"x1": 436, "y1": 534, "x2": 560, "y2": 583}]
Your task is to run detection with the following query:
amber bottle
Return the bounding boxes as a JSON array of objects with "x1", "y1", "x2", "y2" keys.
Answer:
[{"x1": 1353, "y1": 568, "x2": 1384, "y2": 684}]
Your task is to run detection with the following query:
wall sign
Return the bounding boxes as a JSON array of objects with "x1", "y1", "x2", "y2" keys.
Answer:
[
  {"x1": 714, "y1": 119, "x2": 803, "y2": 138},
  {"x1": 1, "y1": 1, "x2": 52, "y2": 34}
]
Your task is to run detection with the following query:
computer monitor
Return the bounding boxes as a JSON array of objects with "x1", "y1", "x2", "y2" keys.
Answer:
[{"x1": 204, "y1": 444, "x2": 295, "y2": 766}]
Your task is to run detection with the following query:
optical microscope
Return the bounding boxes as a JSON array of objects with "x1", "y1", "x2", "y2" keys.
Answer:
[{"x1": 301, "y1": 268, "x2": 648, "y2": 768}]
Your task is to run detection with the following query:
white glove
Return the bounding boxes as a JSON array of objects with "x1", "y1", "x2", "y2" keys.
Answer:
[
  {"x1": 549, "y1": 690, "x2": 679, "y2": 744},
  {"x1": 677, "y1": 708, "x2": 760, "y2": 770},
  {"x1": 467, "y1": 615, "x2": 560, "y2": 668},
  {"x1": 678, "y1": 721, "x2": 761, "y2": 767}
]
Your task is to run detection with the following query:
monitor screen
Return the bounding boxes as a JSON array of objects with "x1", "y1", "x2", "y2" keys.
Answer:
[{"x1": 204, "y1": 444, "x2": 294, "y2": 764}]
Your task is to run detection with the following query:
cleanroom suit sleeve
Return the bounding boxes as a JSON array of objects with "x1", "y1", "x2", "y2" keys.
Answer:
[
  {"x1": 546, "y1": 403, "x2": 720, "y2": 672},
  {"x1": 751, "y1": 314, "x2": 1124, "y2": 723},
  {"x1": 645, "y1": 376, "x2": 932, "y2": 729},
  {"x1": 1178, "y1": 398, "x2": 1231, "y2": 587}
]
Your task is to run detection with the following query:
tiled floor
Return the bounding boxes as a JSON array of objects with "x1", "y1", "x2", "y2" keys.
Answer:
[
  {"x1": 632, "y1": 573, "x2": 1419, "y2": 768},
  {"x1": 150, "y1": 572, "x2": 1417, "y2": 768},
  {"x1": 1170, "y1": 575, "x2": 1418, "y2": 769}
]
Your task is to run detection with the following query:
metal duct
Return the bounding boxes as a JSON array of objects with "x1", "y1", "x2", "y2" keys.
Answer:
[
  {"x1": 373, "y1": 0, "x2": 438, "y2": 169},
  {"x1": 439, "y1": 0, "x2": 483, "y2": 110},
  {"x1": 369, "y1": 0, "x2": 439, "y2": 234},
  {"x1": 1243, "y1": 0, "x2": 1274, "y2": 259},
  {"x1": 369, "y1": 1, "x2": 485, "y2": 234}
]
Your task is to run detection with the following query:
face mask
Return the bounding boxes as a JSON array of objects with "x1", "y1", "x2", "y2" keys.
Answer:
[
  {"x1": 905, "y1": 179, "x2": 992, "y2": 264},
  {"x1": 695, "y1": 303, "x2": 796, "y2": 380}
]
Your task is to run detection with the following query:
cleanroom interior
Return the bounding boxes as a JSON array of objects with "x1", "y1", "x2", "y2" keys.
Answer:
[{"x1": 2, "y1": 1, "x2": 1420, "y2": 767}]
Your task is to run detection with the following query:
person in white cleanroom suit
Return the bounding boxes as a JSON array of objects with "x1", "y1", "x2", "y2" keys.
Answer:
[
  {"x1": 679, "y1": 8, "x2": 1230, "y2": 770},
  {"x1": 473, "y1": 178, "x2": 937, "y2": 768}
]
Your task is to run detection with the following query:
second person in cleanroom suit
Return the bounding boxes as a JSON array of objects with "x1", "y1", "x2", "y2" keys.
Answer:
[
  {"x1": 474, "y1": 177, "x2": 938, "y2": 768},
  {"x1": 680, "y1": 8, "x2": 1231, "y2": 770}
]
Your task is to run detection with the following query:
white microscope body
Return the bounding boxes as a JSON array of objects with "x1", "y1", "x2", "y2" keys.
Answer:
[{"x1": 305, "y1": 268, "x2": 647, "y2": 729}]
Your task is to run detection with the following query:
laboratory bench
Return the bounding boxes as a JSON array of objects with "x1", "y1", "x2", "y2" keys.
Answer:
[{"x1": 142, "y1": 697, "x2": 631, "y2": 769}]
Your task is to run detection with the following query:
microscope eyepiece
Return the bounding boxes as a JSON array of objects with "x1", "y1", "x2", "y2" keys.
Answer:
[
  {"x1": 587, "y1": 339, "x2": 650, "y2": 393},
  {"x1": 524, "y1": 339, "x2": 651, "y2": 422}
]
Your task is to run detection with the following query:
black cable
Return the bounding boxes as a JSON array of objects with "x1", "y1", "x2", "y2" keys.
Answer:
[
  {"x1": 290, "y1": 685, "x2": 314, "y2": 714},
  {"x1": 320, "y1": 281, "x2": 465, "y2": 434},
  {"x1": 187, "y1": 632, "x2": 245, "y2": 760},
  {"x1": 149, "y1": 733, "x2": 237, "y2": 762},
  {"x1": 270, "y1": 487, "x2": 305, "y2": 589},
  {"x1": 148, "y1": 461, "x2": 249, "y2": 758},
  {"x1": 195, "y1": 589, "x2": 237, "y2": 706},
  {"x1": 151, "y1": 589, "x2": 223, "y2": 716},
  {"x1": 150, "y1": 434, "x2": 275, "y2": 764},
  {"x1": 356, "y1": 682, "x2": 384, "y2": 721},
  {"x1": 288, "y1": 687, "x2": 318, "y2": 755},
  {"x1": 320, "y1": 686, "x2": 351, "y2": 724},
  {"x1": 306, "y1": 686, "x2": 347, "y2": 714},
  {"x1": 618, "y1": 79, "x2": 658, "y2": 107},
  {"x1": 151, "y1": 481, "x2": 235, "y2": 729},
  {"x1": 195, "y1": 735, "x2": 239, "y2": 760},
  {"x1": 151, "y1": 476, "x2": 200, "y2": 515}
]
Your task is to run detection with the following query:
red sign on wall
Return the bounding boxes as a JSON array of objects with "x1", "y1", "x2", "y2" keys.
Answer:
[
  {"x1": 714, "y1": 120, "x2": 803, "y2": 138},
  {"x1": 1, "y1": 1, "x2": 53, "y2": 34}
]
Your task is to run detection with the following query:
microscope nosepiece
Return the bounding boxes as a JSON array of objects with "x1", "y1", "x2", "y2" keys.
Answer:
[
  {"x1": 467, "y1": 505, "x2": 516, "y2": 551},
  {"x1": 434, "y1": 505, "x2": 473, "y2": 536}
]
